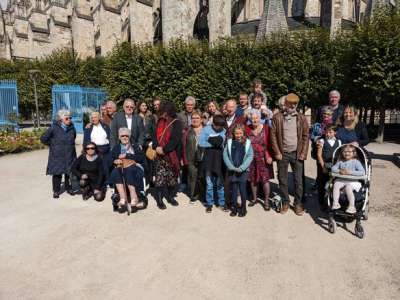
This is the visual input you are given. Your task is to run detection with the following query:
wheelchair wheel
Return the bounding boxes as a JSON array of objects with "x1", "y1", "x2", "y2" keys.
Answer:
[{"x1": 355, "y1": 223, "x2": 365, "y2": 239}]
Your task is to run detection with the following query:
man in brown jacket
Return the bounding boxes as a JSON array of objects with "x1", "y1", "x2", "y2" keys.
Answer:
[{"x1": 271, "y1": 93, "x2": 309, "y2": 215}]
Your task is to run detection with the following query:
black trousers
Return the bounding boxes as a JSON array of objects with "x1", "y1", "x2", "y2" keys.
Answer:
[
  {"x1": 277, "y1": 151, "x2": 304, "y2": 205},
  {"x1": 230, "y1": 180, "x2": 247, "y2": 212},
  {"x1": 80, "y1": 178, "x2": 105, "y2": 201},
  {"x1": 316, "y1": 164, "x2": 330, "y2": 205},
  {"x1": 52, "y1": 174, "x2": 70, "y2": 193}
]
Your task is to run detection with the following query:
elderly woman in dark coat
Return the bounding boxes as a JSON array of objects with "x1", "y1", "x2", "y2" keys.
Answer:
[
  {"x1": 110, "y1": 127, "x2": 146, "y2": 213},
  {"x1": 40, "y1": 109, "x2": 77, "y2": 198}
]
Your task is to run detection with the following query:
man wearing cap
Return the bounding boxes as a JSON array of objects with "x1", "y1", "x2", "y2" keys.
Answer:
[{"x1": 271, "y1": 93, "x2": 309, "y2": 216}]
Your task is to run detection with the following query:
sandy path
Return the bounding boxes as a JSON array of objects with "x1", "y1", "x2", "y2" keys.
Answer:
[{"x1": 0, "y1": 143, "x2": 399, "y2": 300}]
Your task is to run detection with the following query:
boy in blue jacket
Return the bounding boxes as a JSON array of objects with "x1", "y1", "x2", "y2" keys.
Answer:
[{"x1": 199, "y1": 114, "x2": 227, "y2": 213}]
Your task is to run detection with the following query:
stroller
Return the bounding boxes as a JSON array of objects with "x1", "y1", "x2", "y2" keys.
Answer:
[{"x1": 325, "y1": 144, "x2": 371, "y2": 239}]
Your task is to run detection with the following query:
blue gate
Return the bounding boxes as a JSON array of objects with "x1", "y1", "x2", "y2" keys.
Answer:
[
  {"x1": 0, "y1": 80, "x2": 19, "y2": 130},
  {"x1": 52, "y1": 85, "x2": 107, "y2": 133}
]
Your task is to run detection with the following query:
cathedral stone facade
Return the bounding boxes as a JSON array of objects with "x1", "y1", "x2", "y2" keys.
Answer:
[{"x1": 0, "y1": 0, "x2": 386, "y2": 60}]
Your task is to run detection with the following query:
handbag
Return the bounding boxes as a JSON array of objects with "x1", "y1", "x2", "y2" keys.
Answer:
[
  {"x1": 194, "y1": 146, "x2": 204, "y2": 163},
  {"x1": 146, "y1": 145, "x2": 157, "y2": 160},
  {"x1": 146, "y1": 119, "x2": 177, "y2": 161}
]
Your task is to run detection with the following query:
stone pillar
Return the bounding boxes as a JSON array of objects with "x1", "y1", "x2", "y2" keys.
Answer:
[
  {"x1": 130, "y1": 1, "x2": 155, "y2": 43},
  {"x1": 161, "y1": 0, "x2": 193, "y2": 42},
  {"x1": 208, "y1": 0, "x2": 231, "y2": 42},
  {"x1": 331, "y1": 0, "x2": 342, "y2": 36}
]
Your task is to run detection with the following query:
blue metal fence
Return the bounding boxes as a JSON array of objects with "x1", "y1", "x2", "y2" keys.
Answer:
[
  {"x1": 0, "y1": 80, "x2": 19, "y2": 130},
  {"x1": 52, "y1": 85, "x2": 107, "y2": 133}
]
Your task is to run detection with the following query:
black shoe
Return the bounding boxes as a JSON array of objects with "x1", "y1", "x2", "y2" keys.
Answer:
[
  {"x1": 206, "y1": 206, "x2": 212, "y2": 213},
  {"x1": 230, "y1": 209, "x2": 237, "y2": 217},
  {"x1": 53, "y1": 192, "x2": 60, "y2": 199},
  {"x1": 157, "y1": 200, "x2": 167, "y2": 210},
  {"x1": 238, "y1": 210, "x2": 247, "y2": 217},
  {"x1": 189, "y1": 198, "x2": 196, "y2": 204},
  {"x1": 66, "y1": 189, "x2": 75, "y2": 195},
  {"x1": 168, "y1": 199, "x2": 179, "y2": 206}
]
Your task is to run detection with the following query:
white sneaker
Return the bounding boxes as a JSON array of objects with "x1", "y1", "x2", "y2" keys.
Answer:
[
  {"x1": 332, "y1": 202, "x2": 341, "y2": 210},
  {"x1": 346, "y1": 206, "x2": 357, "y2": 214}
]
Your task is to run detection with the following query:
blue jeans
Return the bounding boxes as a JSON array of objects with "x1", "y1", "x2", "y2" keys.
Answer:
[{"x1": 205, "y1": 175, "x2": 225, "y2": 207}]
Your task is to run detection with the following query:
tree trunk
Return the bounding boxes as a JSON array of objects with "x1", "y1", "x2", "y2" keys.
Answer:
[
  {"x1": 369, "y1": 108, "x2": 375, "y2": 125},
  {"x1": 376, "y1": 106, "x2": 385, "y2": 144},
  {"x1": 363, "y1": 107, "x2": 368, "y2": 123}
]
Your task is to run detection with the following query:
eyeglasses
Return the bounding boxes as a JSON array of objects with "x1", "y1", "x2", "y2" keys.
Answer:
[
  {"x1": 120, "y1": 135, "x2": 129, "y2": 138},
  {"x1": 125, "y1": 106, "x2": 134, "y2": 109},
  {"x1": 64, "y1": 117, "x2": 71, "y2": 120},
  {"x1": 86, "y1": 147, "x2": 96, "y2": 150}
]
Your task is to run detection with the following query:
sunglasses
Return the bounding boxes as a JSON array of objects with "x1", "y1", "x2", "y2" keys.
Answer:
[
  {"x1": 86, "y1": 147, "x2": 96, "y2": 150},
  {"x1": 120, "y1": 135, "x2": 129, "y2": 138},
  {"x1": 64, "y1": 117, "x2": 71, "y2": 120}
]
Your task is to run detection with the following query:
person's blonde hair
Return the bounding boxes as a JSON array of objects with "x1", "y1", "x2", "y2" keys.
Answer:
[
  {"x1": 232, "y1": 124, "x2": 246, "y2": 143},
  {"x1": 338, "y1": 105, "x2": 359, "y2": 129},
  {"x1": 91, "y1": 111, "x2": 100, "y2": 119}
]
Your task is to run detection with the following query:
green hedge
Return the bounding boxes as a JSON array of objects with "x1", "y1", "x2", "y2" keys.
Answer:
[{"x1": 0, "y1": 8, "x2": 399, "y2": 117}]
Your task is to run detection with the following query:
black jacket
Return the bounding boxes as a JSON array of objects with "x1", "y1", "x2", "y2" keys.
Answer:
[
  {"x1": 71, "y1": 155, "x2": 105, "y2": 189},
  {"x1": 110, "y1": 112, "x2": 145, "y2": 148},
  {"x1": 40, "y1": 121, "x2": 77, "y2": 175}
]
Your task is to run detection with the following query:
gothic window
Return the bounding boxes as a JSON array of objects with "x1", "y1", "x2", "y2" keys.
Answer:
[
  {"x1": 193, "y1": 0, "x2": 209, "y2": 40},
  {"x1": 153, "y1": 7, "x2": 162, "y2": 43},
  {"x1": 232, "y1": 0, "x2": 245, "y2": 24}
]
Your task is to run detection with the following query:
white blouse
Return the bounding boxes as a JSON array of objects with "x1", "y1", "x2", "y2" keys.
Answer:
[{"x1": 90, "y1": 124, "x2": 109, "y2": 146}]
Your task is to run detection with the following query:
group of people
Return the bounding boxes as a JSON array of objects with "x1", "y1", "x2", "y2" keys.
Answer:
[{"x1": 41, "y1": 79, "x2": 369, "y2": 217}]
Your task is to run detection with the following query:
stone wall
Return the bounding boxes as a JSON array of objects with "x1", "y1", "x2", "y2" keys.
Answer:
[
  {"x1": 130, "y1": 0, "x2": 154, "y2": 43},
  {"x1": 161, "y1": 0, "x2": 197, "y2": 42},
  {"x1": 208, "y1": 0, "x2": 231, "y2": 42}
]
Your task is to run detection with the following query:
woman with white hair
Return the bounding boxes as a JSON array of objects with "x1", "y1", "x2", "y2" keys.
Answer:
[
  {"x1": 40, "y1": 109, "x2": 77, "y2": 198},
  {"x1": 83, "y1": 111, "x2": 111, "y2": 180},
  {"x1": 110, "y1": 127, "x2": 146, "y2": 213},
  {"x1": 245, "y1": 109, "x2": 274, "y2": 210}
]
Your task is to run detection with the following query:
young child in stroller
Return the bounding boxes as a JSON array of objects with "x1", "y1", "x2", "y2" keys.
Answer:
[{"x1": 331, "y1": 144, "x2": 365, "y2": 214}]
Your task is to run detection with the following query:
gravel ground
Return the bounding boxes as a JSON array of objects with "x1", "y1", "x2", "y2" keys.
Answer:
[{"x1": 0, "y1": 142, "x2": 399, "y2": 300}]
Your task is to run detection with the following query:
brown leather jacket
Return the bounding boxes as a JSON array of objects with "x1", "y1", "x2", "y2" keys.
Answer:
[{"x1": 271, "y1": 111, "x2": 309, "y2": 161}]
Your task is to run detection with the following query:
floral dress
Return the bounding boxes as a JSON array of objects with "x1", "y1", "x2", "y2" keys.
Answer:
[{"x1": 248, "y1": 127, "x2": 274, "y2": 184}]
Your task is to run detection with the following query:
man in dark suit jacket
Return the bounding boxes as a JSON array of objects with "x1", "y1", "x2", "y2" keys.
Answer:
[
  {"x1": 177, "y1": 96, "x2": 196, "y2": 129},
  {"x1": 316, "y1": 90, "x2": 344, "y2": 124},
  {"x1": 110, "y1": 98, "x2": 145, "y2": 148},
  {"x1": 224, "y1": 99, "x2": 246, "y2": 138}
]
